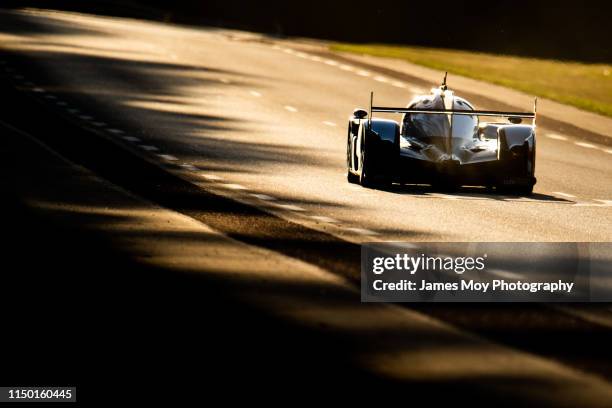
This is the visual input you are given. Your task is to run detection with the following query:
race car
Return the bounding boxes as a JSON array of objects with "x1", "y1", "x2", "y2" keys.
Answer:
[{"x1": 346, "y1": 74, "x2": 537, "y2": 194}]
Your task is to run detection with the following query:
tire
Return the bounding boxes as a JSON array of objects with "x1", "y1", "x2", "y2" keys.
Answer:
[
  {"x1": 496, "y1": 147, "x2": 535, "y2": 196},
  {"x1": 346, "y1": 125, "x2": 360, "y2": 184},
  {"x1": 359, "y1": 143, "x2": 390, "y2": 188}
]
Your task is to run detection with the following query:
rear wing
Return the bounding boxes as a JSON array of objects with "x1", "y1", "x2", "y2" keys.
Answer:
[{"x1": 368, "y1": 91, "x2": 537, "y2": 124}]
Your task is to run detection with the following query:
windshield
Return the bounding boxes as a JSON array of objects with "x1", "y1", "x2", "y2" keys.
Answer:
[{"x1": 401, "y1": 96, "x2": 478, "y2": 141}]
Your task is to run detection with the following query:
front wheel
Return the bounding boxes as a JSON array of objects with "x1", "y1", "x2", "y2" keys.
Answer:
[{"x1": 359, "y1": 146, "x2": 390, "y2": 188}]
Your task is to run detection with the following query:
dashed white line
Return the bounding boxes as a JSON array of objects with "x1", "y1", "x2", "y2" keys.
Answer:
[
  {"x1": 343, "y1": 227, "x2": 379, "y2": 236},
  {"x1": 249, "y1": 90, "x2": 262, "y2": 97},
  {"x1": 68, "y1": 108, "x2": 80, "y2": 114},
  {"x1": 295, "y1": 52, "x2": 308, "y2": 58},
  {"x1": 284, "y1": 105, "x2": 298, "y2": 112},
  {"x1": 13, "y1": 75, "x2": 24, "y2": 80},
  {"x1": 595, "y1": 199, "x2": 612, "y2": 206},
  {"x1": 92, "y1": 121, "x2": 107, "y2": 127},
  {"x1": 140, "y1": 145, "x2": 159, "y2": 152},
  {"x1": 221, "y1": 183, "x2": 248, "y2": 190},
  {"x1": 605, "y1": 149, "x2": 612, "y2": 154},
  {"x1": 55, "y1": 101, "x2": 67, "y2": 106},
  {"x1": 553, "y1": 191, "x2": 576, "y2": 198},
  {"x1": 356, "y1": 70, "x2": 371, "y2": 77},
  {"x1": 309, "y1": 56, "x2": 322, "y2": 62},
  {"x1": 274, "y1": 203, "x2": 306, "y2": 212},
  {"x1": 122, "y1": 136, "x2": 140, "y2": 142},
  {"x1": 79, "y1": 115, "x2": 93, "y2": 120},
  {"x1": 338, "y1": 64, "x2": 354, "y2": 71},
  {"x1": 32, "y1": 87, "x2": 45, "y2": 93},
  {"x1": 391, "y1": 81, "x2": 407, "y2": 88},
  {"x1": 409, "y1": 87, "x2": 425, "y2": 94},
  {"x1": 373, "y1": 76, "x2": 388, "y2": 83},
  {"x1": 546, "y1": 133, "x2": 568, "y2": 141},
  {"x1": 180, "y1": 164, "x2": 198, "y2": 171},
  {"x1": 324, "y1": 60, "x2": 338, "y2": 66},
  {"x1": 219, "y1": 78, "x2": 231, "y2": 84},
  {"x1": 323, "y1": 121, "x2": 337, "y2": 127},
  {"x1": 575, "y1": 141, "x2": 597, "y2": 149},
  {"x1": 44, "y1": 94, "x2": 57, "y2": 100},
  {"x1": 157, "y1": 154, "x2": 178, "y2": 161},
  {"x1": 250, "y1": 193, "x2": 276, "y2": 201},
  {"x1": 201, "y1": 174, "x2": 223, "y2": 181},
  {"x1": 108, "y1": 129, "x2": 125, "y2": 135}
]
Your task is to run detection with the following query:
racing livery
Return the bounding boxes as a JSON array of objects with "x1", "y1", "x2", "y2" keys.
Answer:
[{"x1": 347, "y1": 75, "x2": 537, "y2": 194}]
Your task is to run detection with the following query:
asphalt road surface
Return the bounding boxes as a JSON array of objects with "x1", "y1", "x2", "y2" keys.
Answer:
[{"x1": 1, "y1": 8, "x2": 612, "y2": 405}]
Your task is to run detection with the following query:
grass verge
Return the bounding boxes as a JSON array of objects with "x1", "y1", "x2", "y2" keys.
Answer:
[{"x1": 330, "y1": 43, "x2": 612, "y2": 117}]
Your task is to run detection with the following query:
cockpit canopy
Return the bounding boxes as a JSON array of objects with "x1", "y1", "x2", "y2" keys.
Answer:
[{"x1": 401, "y1": 90, "x2": 479, "y2": 143}]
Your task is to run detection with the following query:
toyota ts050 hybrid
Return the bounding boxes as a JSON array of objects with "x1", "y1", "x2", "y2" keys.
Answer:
[{"x1": 346, "y1": 74, "x2": 537, "y2": 194}]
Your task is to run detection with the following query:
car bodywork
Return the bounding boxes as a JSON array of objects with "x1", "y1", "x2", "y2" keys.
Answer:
[{"x1": 347, "y1": 78, "x2": 537, "y2": 194}]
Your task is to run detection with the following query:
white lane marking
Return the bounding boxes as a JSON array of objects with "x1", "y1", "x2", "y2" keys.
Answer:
[
  {"x1": 356, "y1": 70, "x2": 371, "y2": 77},
  {"x1": 604, "y1": 149, "x2": 612, "y2": 154},
  {"x1": 284, "y1": 105, "x2": 298, "y2": 112},
  {"x1": 324, "y1": 60, "x2": 338, "y2": 66},
  {"x1": 108, "y1": 128, "x2": 125, "y2": 135},
  {"x1": 546, "y1": 133, "x2": 568, "y2": 141},
  {"x1": 121, "y1": 136, "x2": 140, "y2": 142},
  {"x1": 32, "y1": 87, "x2": 45, "y2": 93},
  {"x1": 309, "y1": 215, "x2": 339, "y2": 224},
  {"x1": 295, "y1": 52, "x2": 308, "y2": 58},
  {"x1": 309, "y1": 56, "x2": 322, "y2": 62},
  {"x1": 553, "y1": 191, "x2": 576, "y2": 198},
  {"x1": 429, "y1": 193, "x2": 460, "y2": 200},
  {"x1": 249, "y1": 90, "x2": 262, "y2": 97},
  {"x1": 92, "y1": 121, "x2": 107, "y2": 127},
  {"x1": 250, "y1": 193, "x2": 276, "y2": 201},
  {"x1": 180, "y1": 164, "x2": 198, "y2": 171},
  {"x1": 595, "y1": 199, "x2": 612, "y2": 206},
  {"x1": 158, "y1": 154, "x2": 178, "y2": 161},
  {"x1": 323, "y1": 121, "x2": 337, "y2": 127},
  {"x1": 219, "y1": 78, "x2": 231, "y2": 84},
  {"x1": 409, "y1": 87, "x2": 425, "y2": 94},
  {"x1": 140, "y1": 145, "x2": 159, "y2": 152},
  {"x1": 575, "y1": 141, "x2": 597, "y2": 149},
  {"x1": 487, "y1": 269, "x2": 524, "y2": 280},
  {"x1": 391, "y1": 81, "x2": 406, "y2": 88},
  {"x1": 339, "y1": 64, "x2": 354, "y2": 71},
  {"x1": 272, "y1": 44, "x2": 281, "y2": 50},
  {"x1": 79, "y1": 115, "x2": 93, "y2": 120},
  {"x1": 55, "y1": 101, "x2": 68, "y2": 106},
  {"x1": 221, "y1": 183, "x2": 247, "y2": 190},
  {"x1": 274, "y1": 203, "x2": 306, "y2": 212},
  {"x1": 201, "y1": 174, "x2": 223, "y2": 181},
  {"x1": 373, "y1": 76, "x2": 388, "y2": 83},
  {"x1": 68, "y1": 108, "x2": 80, "y2": 114},
  {"x1": 283, "y1": 48, "x2": 295, "y2": 54},
  {"x1": 44, "y1": 94, "x2": 57, "y2": 100},
  {"x1": 13, "y1": 74, "x2": 24, "y2": 80},
  {"x1": 343, "y1": 227, "x2": 379, "y2": 236}
]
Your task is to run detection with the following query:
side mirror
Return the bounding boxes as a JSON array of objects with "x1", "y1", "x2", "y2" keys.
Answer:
[
  {"x1": 353, "y1": 108, "x2": 368, "y2": 119},
  {"x1": 508, "y1": 117, "x2": 522, "y2": 124}
]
